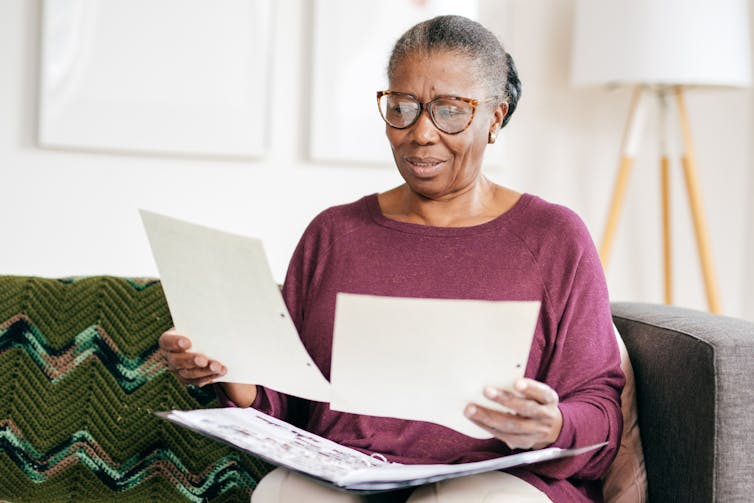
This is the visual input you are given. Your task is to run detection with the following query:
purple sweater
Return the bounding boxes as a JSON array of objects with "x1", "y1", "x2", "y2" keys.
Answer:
[{"x1": 247, "y1": 193, "x2": 624, "y2": 502}]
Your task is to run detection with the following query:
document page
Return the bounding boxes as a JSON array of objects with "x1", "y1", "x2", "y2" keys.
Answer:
[
  {"x1": 330, "y1": 293, "x2": 541, "y2": 439},
  {"x1": 141, "y1": 210, "x2": 544, "y2": 432},
  {"x1": 140, "y1": 210, "x2": 330, "y2": 402}
]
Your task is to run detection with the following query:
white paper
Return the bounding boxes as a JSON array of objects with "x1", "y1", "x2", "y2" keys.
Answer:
[
  {"x1": 330, "y1": 294, "x2": 541, "y2": 439},
  {"x1": 160, "y1": 407, "x2": 606, "y2": 491},
  {"x1": 140, "y1": 210, "x2": 330, "y2": 402}
]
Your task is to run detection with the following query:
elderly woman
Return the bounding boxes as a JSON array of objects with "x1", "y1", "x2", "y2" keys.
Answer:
[{"x1": 160, "y1": 15, "x2": 623, "y2": 503}]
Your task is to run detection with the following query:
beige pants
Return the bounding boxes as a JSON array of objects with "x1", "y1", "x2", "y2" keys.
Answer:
[{"x1": 251, "y1": 467, "x2": 551, "y2": 502}]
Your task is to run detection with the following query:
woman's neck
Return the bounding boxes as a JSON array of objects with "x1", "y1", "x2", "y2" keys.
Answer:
[{"x1": 379, "y1": 178, "x2": 520, "y2": 227}]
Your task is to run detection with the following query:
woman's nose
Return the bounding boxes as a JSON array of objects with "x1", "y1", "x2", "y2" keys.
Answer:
[{"x1": 410, "y1": 108, "x2": 439, "y2": 144}]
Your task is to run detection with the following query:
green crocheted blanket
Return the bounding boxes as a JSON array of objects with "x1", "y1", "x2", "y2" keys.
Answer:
[{"x1": 0, "y1": 276, "x2": 272, "y2": 502}]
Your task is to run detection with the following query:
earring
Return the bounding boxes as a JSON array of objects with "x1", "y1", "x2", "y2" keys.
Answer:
[{"x1": 488, "y1": 129, "x2": 498, "y2": 144}]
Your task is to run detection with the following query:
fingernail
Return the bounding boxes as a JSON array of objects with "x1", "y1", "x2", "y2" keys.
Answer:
[
  {"x1": 209, "y1": 362, "x2": 220, "y2": 373},
  {"x1": 178, "y1": 338, "x2": 188, "y2": 349},
  {"x1": 484, "y1": 386, "x2": 499, "y2": 399},
  {"x1": 465, "y1": 405, "x2": 477, "y2": 417},
  {"x1": 515, "y1": 380, "x2": 527, "y2": 392},
  {"x1": 195, "y1": 356, "x2": 207, "y2": 367}
]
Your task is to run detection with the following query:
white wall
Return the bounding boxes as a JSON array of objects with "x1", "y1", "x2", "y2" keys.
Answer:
[{"x1": 1, "y1": 0, "x2": 753, "y2": 321}]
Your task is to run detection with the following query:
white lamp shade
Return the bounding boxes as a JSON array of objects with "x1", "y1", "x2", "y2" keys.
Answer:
[{"x1": 571, "y1": 0, "x2": 752, "y2": 87}]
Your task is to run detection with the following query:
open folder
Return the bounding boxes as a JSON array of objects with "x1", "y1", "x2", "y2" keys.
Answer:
[
  {"x1": 140, "y1": 209, "x2": 542, "y2": 438},
  {"x1": 158, "y1": 407, "x2": 606, "y2": 492}
]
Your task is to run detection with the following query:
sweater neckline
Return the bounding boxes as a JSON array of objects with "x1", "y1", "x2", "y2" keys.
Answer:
[{"x1": 364, "y1": 192, "x2": 534, "y2": 237}]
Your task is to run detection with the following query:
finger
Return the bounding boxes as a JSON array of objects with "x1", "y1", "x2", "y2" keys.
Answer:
[
  {"x1": 483, "y1": 387, "x2": 545, "y2": 418},
  {"x1": 464, "y1": 405, "x2": 543, "y2": 449},
  {"x1": 177, "y1": 363, "x2": 226, "y2": 381},
  {"x1": 166, "y1": 352, "x2": 228, "y2": 376},
  {"x1": 465, "y1": 404, "x2": 537, "y2": 436},
  {"x1": 511, "y1": 379, "x2": 559, "y2": 405},
  {"x1": 464, "y1": 404, "x2": 554, "y2": 449},
  {"x1": 159, "y1": 330, "x2": 192, "y2": 352},
  {"x1": 176, "y1": 374, "x2": 222, "y2": 388},
  {"x1": 165, "y1": 351, "x2": 206, "y2": 371}
]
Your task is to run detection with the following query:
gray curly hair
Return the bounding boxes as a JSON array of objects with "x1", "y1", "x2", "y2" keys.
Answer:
[{"x1": 387, "y1": 15, "x2": 521, "y2": 128}]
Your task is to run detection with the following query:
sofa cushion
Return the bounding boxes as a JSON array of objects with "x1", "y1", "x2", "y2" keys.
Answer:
[
  {"x1": 602, "y1": 325, "x2": 647, "y2": 503},
  {"x1": 0, "y1": 276, "x2": 271, "y2": 501}
]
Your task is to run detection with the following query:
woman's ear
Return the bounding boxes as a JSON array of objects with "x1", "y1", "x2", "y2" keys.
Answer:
[
  {"x1": 488, "y1": 101, "x2": 508, "y2": 144},
  {"x1": 494, "y1": 101, "x2": 509, "y2": 130}
]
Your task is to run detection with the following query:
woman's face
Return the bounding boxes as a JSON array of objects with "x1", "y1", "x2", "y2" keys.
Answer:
[{"x1": 385, "y1": 50, "x2": 506, "y2": 201}]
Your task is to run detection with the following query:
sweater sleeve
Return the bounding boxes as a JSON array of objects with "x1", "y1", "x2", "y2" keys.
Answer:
[{"x1": 524, "y1": 214, "x2": 624, "y2": 481}]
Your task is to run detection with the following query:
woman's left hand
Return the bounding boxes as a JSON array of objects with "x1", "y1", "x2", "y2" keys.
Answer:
[{"x1": 464, "y1": 378, "x2": 563, "y2": 450}]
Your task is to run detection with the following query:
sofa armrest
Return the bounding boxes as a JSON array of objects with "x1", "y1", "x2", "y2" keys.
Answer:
[{"x1": 611, "y1": 302, "x2": 754, "y2": 503}]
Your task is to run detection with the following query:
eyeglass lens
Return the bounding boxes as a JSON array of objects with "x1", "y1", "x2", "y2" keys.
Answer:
[{"x1": 378, "y1": 94, "x2": 474, "y2": 134}]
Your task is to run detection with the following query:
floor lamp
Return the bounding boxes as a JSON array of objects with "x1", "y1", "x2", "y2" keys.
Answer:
[{"x1": 571, "y1": 0, "x2": 752, "y2": 314}]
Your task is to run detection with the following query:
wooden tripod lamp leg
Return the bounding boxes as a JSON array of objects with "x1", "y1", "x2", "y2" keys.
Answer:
[
  {"x1": 600, "y1": 87, "x2": 646, "y2": 267},
  {"x1": 674, "y1": 86, "x2": 722, "y2": 313},
  {"x1": 600, "y1": 157, "x2": 634, "y2": 266},
  {"x1": 658, "y1": 91, "x2": 672, "y2": 304},
  {"x1": 661, "y1": 156, "x2": 672, "y2": 303}
]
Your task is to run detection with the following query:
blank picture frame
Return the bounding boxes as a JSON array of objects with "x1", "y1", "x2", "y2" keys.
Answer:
[
  {"x1": 38, "y1": 0, "x2": 272, "y2": 158},
  {"x1": 309, "y1": 0, "x2": 480, "y2": 164}
]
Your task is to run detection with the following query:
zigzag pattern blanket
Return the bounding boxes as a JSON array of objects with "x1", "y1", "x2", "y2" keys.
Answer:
[{"x1": 0, "y1": 276, "x2": 271, "y2": 502}]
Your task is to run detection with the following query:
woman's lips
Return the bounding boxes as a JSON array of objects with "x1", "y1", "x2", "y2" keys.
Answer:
[{"x1": 404, "y1": 156, "x2": 445, "y2": 178}]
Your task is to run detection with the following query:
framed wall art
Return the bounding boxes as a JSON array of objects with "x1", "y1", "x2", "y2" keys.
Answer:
[{"x1": 38, "y1": 0, "x2": 272, "y2": 158}]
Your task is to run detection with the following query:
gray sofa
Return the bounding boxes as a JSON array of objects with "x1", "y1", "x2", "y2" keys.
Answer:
[{"x1": 611, "y1": 302, "x2": 754, "y2": 502}]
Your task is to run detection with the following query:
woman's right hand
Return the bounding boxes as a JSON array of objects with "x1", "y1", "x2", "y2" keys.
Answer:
[
  {"x1": 159, "y1": 328, "x2": 258, "y2": 407},
  {"x1": 159, "y1": 327, "x2": 227, "y2": 387}
]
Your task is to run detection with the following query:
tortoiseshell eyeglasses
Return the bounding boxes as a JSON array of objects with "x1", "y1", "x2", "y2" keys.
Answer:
[{"x1": 377, "y1": 90, "x2": 503, "y2": 135}]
